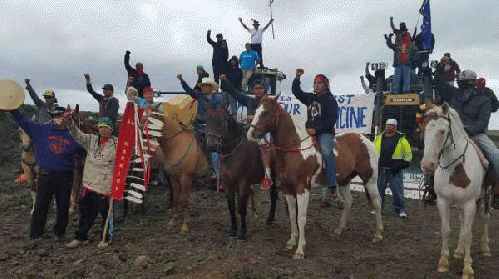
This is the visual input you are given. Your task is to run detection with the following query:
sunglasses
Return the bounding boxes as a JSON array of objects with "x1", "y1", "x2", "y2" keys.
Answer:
[{"x1": 44, "y1": 96, "x2": 54, "y2": 99}]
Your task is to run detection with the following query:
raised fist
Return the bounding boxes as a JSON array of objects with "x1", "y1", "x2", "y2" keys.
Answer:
[
  {"x1": 176, "y1": 74, "x2": 183, "y2": 80},
  {"x1": 126, "y1": 50, "x2": 131, "y2": 55},
  {"x1": 296, "y1": 68, "x2": 305, "y2": 78},
  {"x1": 24, "y1": 79, "x2": 30, "y2": 85},
  {"x1": 238, "y1": 17, "x2": 242, "y2": 22},
  {"x1": 84, "y1": 74, "x2": 90, "y2": 80}
]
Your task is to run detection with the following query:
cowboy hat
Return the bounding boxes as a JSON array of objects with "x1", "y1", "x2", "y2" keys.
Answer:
[
  {"x1": 200, "y1": 77, "x2": 219, "y2": 92},
  {"x1": 0, "y1": 79, "x2": 25, "y2": 110}
]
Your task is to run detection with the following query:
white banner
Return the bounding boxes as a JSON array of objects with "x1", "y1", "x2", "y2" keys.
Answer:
[
  {"x1": 235, "y1": 93, "x2": 375, "y2": 134},
  {"x1": 277, "y1": 93, "x2": 375, "y2": 134}
]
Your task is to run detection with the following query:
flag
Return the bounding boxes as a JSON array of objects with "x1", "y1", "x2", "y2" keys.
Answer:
[
  {"x1": 111, "y1": 102, "x2": 136, "y2": 200},
  {"x1": 419, "y1": 0, "x2": 434, "y2": 50}
]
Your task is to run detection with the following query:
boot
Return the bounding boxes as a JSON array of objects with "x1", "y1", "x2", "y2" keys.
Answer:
[
  {"x1": 423, "y1": 174, "x2": 437, "y2": 205},
  {"x1": 492, "y1": 194, "x2": 499, "y2": 210}
]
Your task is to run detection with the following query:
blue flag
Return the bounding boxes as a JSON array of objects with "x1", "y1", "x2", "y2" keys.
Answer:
[{"x1": 419, "y1": 0, "x2": 434, "y2": 50}]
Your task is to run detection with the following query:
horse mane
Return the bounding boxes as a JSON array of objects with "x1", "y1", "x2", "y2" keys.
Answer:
[{"x1": 429, "y1": 105, "x2": 469, "y2": 141}]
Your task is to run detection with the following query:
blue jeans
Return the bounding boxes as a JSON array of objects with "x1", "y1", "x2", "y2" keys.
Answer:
[
  {"x1": 472, "y1": 134, "x2": 499, "y2": 176},
  {"x1": 392, "y1": 64, "x2": 412, "y2": 94},
  {"x1": 317, "y1": 133, "x2": 338, "y2": 191},
  {"x1": 377, "y1": 167, "x2": 405, "y2": 213}
]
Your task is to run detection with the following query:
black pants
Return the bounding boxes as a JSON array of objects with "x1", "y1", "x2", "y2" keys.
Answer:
[
  {"x1": 30, "y1": 171, "x2": 74, "y2": 239},
  {"x1": 75, "y1": 192, "x2": 110, "y2": 241},
  {"x1": 251, "y1": 44, "x2": 263, "y2": 67}
]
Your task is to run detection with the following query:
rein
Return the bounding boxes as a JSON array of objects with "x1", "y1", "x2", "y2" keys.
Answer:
[
  {"x1": 163, "y1": 132, "x2": 196, "y2": 174},
  {"x1": 253, "y1": 103, "x2": 316, "y2": 153}
]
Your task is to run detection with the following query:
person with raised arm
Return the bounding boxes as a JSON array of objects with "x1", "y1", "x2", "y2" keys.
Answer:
[
  {"x1": 238, "y1": 17, "x2": 274, "y2": 68},
  {"x1": 124, "y1": 50, "x2": 151, "y2": 97}
]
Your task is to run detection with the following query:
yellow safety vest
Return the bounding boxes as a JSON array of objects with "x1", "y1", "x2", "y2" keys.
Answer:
[{"x1": 374, "y1": 131, "x2": 412, "y2": 161}]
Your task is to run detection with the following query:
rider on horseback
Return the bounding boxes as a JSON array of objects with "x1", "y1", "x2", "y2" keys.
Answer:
[
  {"x1": 292, "y1": 69, "x2": 340, "y2": 208},
  {"x1": 219, "y1": 74, "x2": 273, "y2": 190},
  {"x1": 177, "y1": 74, "x2": 228, "y2": 187},
  {"x1": 427, "y1": 69, "x2": 499, "y2": 208}
]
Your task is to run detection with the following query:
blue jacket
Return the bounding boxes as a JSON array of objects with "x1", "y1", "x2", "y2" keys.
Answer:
[
  {"x1": 292, "y1": 78, "x2": 338, "y2": 135},
  {"x1": 12, "y1": 110, "x2": 85, "y2": 173},
  {"x1": 239, "y1": 50, "x2": 260, "y2": 70}
]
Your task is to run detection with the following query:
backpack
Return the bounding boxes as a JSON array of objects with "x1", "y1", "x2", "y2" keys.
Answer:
[{"x1": 485, "y1": 88, "x2": 499, "y2": 113}]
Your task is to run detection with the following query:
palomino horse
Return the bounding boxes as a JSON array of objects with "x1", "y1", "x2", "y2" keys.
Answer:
[
  {"x1": 153, "y1": 113, "x2": 210, "y2": 232},
  {"x1": 205, "y1": 108, "x2": 278, "y2": 239},
  {"x1": 247, "y1": 95, "x2": 383, "y2": 259},
  {"x1": 421, "y1": 103, "x2": 491, "y2": 279},
  {"x1": 18, "y1": 128, "x2": 37, "y2": 214}
]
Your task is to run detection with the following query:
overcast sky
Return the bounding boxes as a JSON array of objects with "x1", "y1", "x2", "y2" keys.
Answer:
[{"x1": 1, "y1": 0, "x2": 499, "y2": 126}]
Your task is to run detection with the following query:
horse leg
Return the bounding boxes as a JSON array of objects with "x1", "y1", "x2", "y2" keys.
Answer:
[
  {"x1": 266, "y1": 169, "x2": 278, "y2": 225},
  {"x1": 284, "y1": 194, "x2": 298, "y2": 251},
  {"x1": 168, "y1": 177, "x2": 181, "y2": 228},
  {"x1": 454, "y1": 208, "x2": 465, "y2": 259},
  {"x1": 458, "y1": 200, "x2": 477, "y2": 279},
  {"x1": 479, "y1": 199, "x2": 491, "y2": 257},
  {"x1": 437, "y1": 199, "x2": 451, "y2": 273},
  {"x1": 334, "y1": 185, "x2": 352, "y2": 236},
  {"x1": 237, "y1": 182, "x2": 249, "y2": 240},
  {"x1": 226, "y1": 191, "x2": 237, "y2": 237},
  {"x1": 293, "y1": 190, "x2": 310, "y2": 259},
  {"x1": 364, "y1": 177, "x2": 383, "y2": 241},
  {"x1": 70, "y1": 160, "x2": 84, "y2": 215},
  {"x1": 180, "y1": 175, "x2": 193, "y2": 233}
]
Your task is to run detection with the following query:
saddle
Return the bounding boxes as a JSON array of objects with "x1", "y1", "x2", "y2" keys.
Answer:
[{"x1": 470, "y1": 139, "x2": 499, "y2": 197}]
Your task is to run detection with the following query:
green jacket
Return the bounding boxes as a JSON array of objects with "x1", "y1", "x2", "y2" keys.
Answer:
[
  {"x1": 374, "y1": 131, "x2": 412, "y2": 172},
  {"x1": 68, "y1": 121, "x2": 117, "y2": 195}
]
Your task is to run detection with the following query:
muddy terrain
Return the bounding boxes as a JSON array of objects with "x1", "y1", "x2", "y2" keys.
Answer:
[{"x1": 1, "y1": 109, "x2": 499, "y2": 279}]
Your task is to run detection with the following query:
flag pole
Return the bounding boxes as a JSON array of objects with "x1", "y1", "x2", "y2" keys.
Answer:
[
  {"x1": 270, "y1": 0, "x2": 275, "y2": 39},
  {"x1": 100, "y1": 197, "x2": 114, "y2": 245}
]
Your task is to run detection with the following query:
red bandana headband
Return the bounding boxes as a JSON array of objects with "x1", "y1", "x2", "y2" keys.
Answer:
[{"x1": 314, "y1": 74, "x2": 329, "y2": 86}]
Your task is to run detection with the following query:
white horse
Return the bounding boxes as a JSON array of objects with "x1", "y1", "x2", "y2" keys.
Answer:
[{"x1": 421, "y1": 103, "x2": 491, "y2": 279}]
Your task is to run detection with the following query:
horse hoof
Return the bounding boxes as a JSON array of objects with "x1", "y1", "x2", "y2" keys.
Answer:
[
  {"x1": 482, "y1": 251, "x2": 492, "y2": 257},
  {"x1": 292, "y1": 253, "x2": 305, "y2": 260},
  {"x1": 437, "y1": 258, "x2": 449, "y2": 273},
  {"x1": 453, "y1": 251, "x2": 464, "y2": 260},
  {"x1": 334, "y1": 228, "x2": 343, "y2": 235},
  {"x1": 285, "y1": 244, "x2": 295, "y2": 250},
  {"x1": 372, "y1": 235, "x2": 383, "y2": 243},
  {"x1": 462, "y1": 266, "x2": 474, "y2": 279},
  {"x1": 265, "y1": 218, "x2": 274, "y2": 226}
]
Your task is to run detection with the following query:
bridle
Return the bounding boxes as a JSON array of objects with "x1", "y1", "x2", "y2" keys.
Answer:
[
  {"x1": 250, "y1": 102, "x2": 315, "y2": 153},
  {"x1": 426, "y1": 113, "x2": 469, "y2": 170},
  {"x1": 206, "y1": 108, "x2": 245, "y2": 155}
]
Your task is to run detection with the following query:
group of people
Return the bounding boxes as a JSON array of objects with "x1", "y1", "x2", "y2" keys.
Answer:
[{"x1": 3, "y1": 49, "x2": 164, "y2": 249}]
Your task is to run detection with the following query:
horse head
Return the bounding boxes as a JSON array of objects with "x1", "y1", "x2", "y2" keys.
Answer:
[
  {"x1": 421, "y1": 102, "x2": 462, "y2": 172},
  {"x1": 247, "y1": 94, "x2": 280, "y2": 142},
  {"x1": 205, "y1": 104, "x2": 233, "y2": 152}
]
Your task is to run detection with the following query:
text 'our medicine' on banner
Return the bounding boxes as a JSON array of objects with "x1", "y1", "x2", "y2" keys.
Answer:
[{"x1": 277, "y1": 93, "x2": 375, "y2": 134}]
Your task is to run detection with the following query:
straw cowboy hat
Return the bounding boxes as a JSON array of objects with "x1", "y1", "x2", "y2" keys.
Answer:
[
  {"x1": 0, "y1": 79, "x2": 25, "y2": 110},
  {"x1": 200, "y1": 77, "x2": 219, "y2": 92}
]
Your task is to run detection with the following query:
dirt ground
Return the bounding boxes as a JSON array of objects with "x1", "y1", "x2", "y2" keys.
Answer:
[
  {"x1": 1, "y1": 111, "x2": 499, "y2": 279},
  {"x1": 1, "y1": 171, "x2": 499, "y2": 279}
]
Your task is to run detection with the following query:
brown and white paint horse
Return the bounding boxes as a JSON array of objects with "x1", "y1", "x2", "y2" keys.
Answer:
[
  {"x1": 421, "y1": 104, "x2": 491, "y2": 279},
  {"x1": 154, "y1": 113, "x2": 210, "y2": 232},
  {"x1": 247, "y1": 95, "x2": 383, "y2": 259}
]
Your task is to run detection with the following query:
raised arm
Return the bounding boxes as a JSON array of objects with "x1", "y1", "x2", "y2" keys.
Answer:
[
  {"x1": 177, "y1": 74, "x2": 198, "y2": 100},
  {"x1": 11, "y1": 109, "x2": 37, "y2": 137},
  {"x1": 291, "y1": 69, "x2": 311, "y2": 105},
  {"x1": 360, "y1": 76, "x2": 370, "y2": 94},
  {"x1": 263, "y1": 18, "x2": 274, "y2": 31},
  {"x1": 238, "y1": 17, "x2": 249, "y2": 30},
  {"x1": 24, "y1": 79, "x2": 45, "y2": 108},
  {"x1": 390, "y1": 16, "x2": 396, "y2": 32},
  {"x1": 124, "y1": 50, "x2": 135, "y2": 74},
  {"x1": 385, "y1": 33, "x2": 395, "y2": 49},
  {"x1": 66, "y1": 118, "x2": 93, "y2": 150},
  {"x1": 207, "y1": 30, "x2": 216, "y2": 46},
  {"x1": 220, "y1": 77, "x2": 253, "y2": 106},
  {"x1": 84, "y1": 74, "x2": 103, "y2": 102}
]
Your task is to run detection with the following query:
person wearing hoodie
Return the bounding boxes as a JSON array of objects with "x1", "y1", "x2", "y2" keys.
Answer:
[
  {"x1": 226, "y1": 56, "x2": 243, "y2": 117},
  {"x1": 292, "y1": 69, "x2": 341, "y2": 208},
  {"x1": 207, "y1": 31, "x2": 229, "y2": 83}
]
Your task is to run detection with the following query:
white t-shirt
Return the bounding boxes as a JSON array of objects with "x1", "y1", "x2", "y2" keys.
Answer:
[{"x1": 248, "y1": 28, "x2": 265, "y2": 44}]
